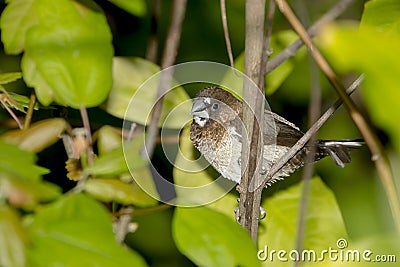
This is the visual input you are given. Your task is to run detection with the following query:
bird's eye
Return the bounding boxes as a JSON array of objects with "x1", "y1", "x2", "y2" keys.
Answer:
[{"x1": 211, "y1": 103, "x2": 219, "y2": 110}]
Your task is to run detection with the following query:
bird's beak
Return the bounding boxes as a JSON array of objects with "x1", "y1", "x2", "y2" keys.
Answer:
[{"x1": 190, "y1": 98, "x2": 209, "y2": 119}]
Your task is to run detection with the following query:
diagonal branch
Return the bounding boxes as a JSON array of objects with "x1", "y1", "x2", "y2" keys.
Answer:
[
  {"x1": 220, "y1": 0, "x2": 235, "y2": 69},
  {"x1": 275, "y1": 0, "x2": 400, "y2": 234},
  {"x1": 263, "y1": 74, "x2": 364, "y2": 186},
  {"x1": 143, "y1": 0, "x2": 187, "y2": 159},
  {"x1": 265, "y1": 0, "x2": 355, "y2": 75}
]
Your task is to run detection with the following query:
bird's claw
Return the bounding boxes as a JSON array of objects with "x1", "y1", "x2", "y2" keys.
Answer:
[
  {"x1": 260, "y1": 165, "x2": 268, "y2": 175},
  {"x1": 234, "y1": 198, "x2": 266, "y2": 222}
]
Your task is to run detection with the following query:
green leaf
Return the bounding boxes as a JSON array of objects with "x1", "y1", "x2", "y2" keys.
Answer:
[
  {"x1": 0, "y1": 0, "x2": 38, "y2": 54},
  {"x1": 173, "y1": 206, "x2": 260, "y2": 267},
  {"x1": 320, "y1": 23, "x2": 400, "y2": 152},
  {"x1": 104, "y1": 57, "x2": 190, "y2": 128},
  {"x1": 221, "y1": 30, "x2": 306, "y2": 96},
  {"x1": 0, "y1": 92, "x2": 40, "y2": 113},
  {"x1": 27, "y1": 193, "x2": 147, "y2": 267},
  {"x1": 0, "y1": 72, "x2": 22, "y2": 84},
  {"x1": 258, "y1": 177, "x2": 347, "y2": 266},
  {"x1": 21, "y1": 0, "x2": 113, "y2": 108},
  {"x1": 361, "y1": 0, "x2": 400, "y2": 34},
  {"x1": 84, "y1": 177, "x2": 157, "y2": 207},
  {"x1": 123, "y1": 168, "x2": 160, "y2": 207},
  {"x1": 96, "y1": 125, "x2": 123, "y2": 154},
  {"x1": 107, "y1": 0, "x2": 147, "y2": 17},
  {"x1": 0, "y1": 206, "x2": 28, "y2": 267},
  {"x1": 1, "y1": 118, "x2": 67, "y2": 153},
  {"x1": 0, "y1": 142, "x2": 48, "y2": 182},
  {"x1": 85, "y1": 133, "x2": 148, "y2": 176},
  {"x1": 0, "y1": 142, "x2": 60, "y2": 208}
]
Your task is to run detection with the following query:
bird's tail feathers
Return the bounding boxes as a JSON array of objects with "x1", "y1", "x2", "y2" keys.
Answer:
[{"x1": 318, "y1": 139, "x2": 364, "y2": 168}]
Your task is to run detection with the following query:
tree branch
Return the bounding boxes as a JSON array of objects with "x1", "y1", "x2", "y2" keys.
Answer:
[
  {"x1": 146, "y1": 0, "x2": 161, "y2": 63},
  {"x1": 143, "y1": 0, "x2": 187, "y2": 159},
  {"x1": 265, "y1": 0, "x2": 355, "y2": 75},
  {"x1": 220, "y1": 0, "x2": 235, "y2": 69},
  {"x1": 238, "y1": 0, "x2": 266, "y2": 243},
  {"x1": 263, "y1": 74, "x2": 364, "y2": 186}
]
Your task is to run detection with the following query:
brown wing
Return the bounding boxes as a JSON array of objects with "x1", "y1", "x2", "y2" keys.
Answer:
[{"x1": 264, "y1": 110, "x2": 304, "y2": 147}]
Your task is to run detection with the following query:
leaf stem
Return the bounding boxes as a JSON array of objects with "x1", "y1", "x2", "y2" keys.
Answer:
[
  {"x1": 23, "y1": 91, "x2": 36, "y2": 129},
  {"x1": 0, "y1": 98, "x2": 23, "y2": 129}
]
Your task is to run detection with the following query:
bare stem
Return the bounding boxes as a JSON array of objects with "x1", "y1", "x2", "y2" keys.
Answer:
[
  {"x1": 220, "y1": 0, "x2": 235, "y2": 69},
  {"x1": 239, "y1": 0, "x2": 266, "y2": 243},
  {"x1": 146, "y1": 0, "x2": 161, "y2": 63},
  {"x1": 263, "y1": 75, "x2": 364, "y2": 186},
  {"x1": 79, "y1": 106, "x2": 94, "y2": 165},
  {"x1": 0, "y1": 98, "x2": 23, "y2": 129},
  {"x1": 114, "y1": 206, "x2": 134, "y2": 244},
  {"x1": 293, "y1": 1, "x2": 321, "y2": 263},
  {"x1": 23, "y1": 91, "x2": 36, "y2": 129},
  {"x1": 275, "y1": 0, "x2": 400, "y2": 233},
  {"x1": 143, "y1": 0, "x2": 187, "y2": 159}
]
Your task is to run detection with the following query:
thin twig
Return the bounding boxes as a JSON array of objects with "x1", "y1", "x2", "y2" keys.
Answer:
[
  {"x1": 239, "y1": 0, "x2": 266, "y2": 243},
  {"x1": 275, "y1": 0, "x2": 400, "y2": 234},
  {"x1": 293, "y1": 1, "x2": 321, "y2": 264},
  {"x1": 0, "y1": 98, "x2": 23, "y2": 129},
  {"x1": 220, "y1": 0, "x2": 235, "y2": 69},
  {"x1": 114, "y1": 206, "x2": 134, "y2": 244},
  {"x1": 146, "y1": 0, "x2": 161, "y2": 62},
  {"x1": 265, "y1": 0, "x2": 355, "y2": 75},
  {"x1": 23, "y1": 91, "x2": 36, "y2": 129},
  {"x1": 143, "y1": 0, "x2": 187, "y2": 159},
  {"x1": 79, "y1": 106, "x2": 94, "y2": 165},
  {"x1": 263, "y1": 74, "x2": 364, "y2": 187},
  {"x1": 261, "y1": 0, "x2": 276, "y2": 76}
]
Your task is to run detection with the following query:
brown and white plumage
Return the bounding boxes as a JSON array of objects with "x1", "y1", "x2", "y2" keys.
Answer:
[{"x1": 190, "y1": 86, "x2": 362, "y2": 187}]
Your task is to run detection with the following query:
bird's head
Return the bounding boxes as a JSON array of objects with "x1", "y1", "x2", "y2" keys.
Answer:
[{"x1": 191, "y1": 87, "x2": 242, "y2": 127}]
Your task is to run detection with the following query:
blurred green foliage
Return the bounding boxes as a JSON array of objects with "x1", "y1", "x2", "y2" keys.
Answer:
[{"x1": 0, "y1": 0, "x2": 399, "y2": 266}]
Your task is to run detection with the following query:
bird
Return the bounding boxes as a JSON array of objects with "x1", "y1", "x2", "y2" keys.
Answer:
[{"x1": 190, "y1": 86, "x2": 363, "y2": 189}]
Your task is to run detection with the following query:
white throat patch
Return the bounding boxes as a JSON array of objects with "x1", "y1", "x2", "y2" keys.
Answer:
[{"x1": 194, "y1": 116, "x2": 207, "y2": 127}]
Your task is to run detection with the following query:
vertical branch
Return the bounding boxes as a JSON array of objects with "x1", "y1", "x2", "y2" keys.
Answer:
[
  {"x1": 293, "y1": 1, "x2": 321, "y2": 263},
  {"x1": 275, "y1": 0, "x2": 400, "y2": 233},
  {"x1": 146, "y1": 0, "x2": 161, "y2": 62},
  {"x1": 261, "y1": 0, "x2": 275, "y2": 76},
  {"x1": 238, "y1": 0, "x2": 266, "y2": 243},
  {"x1": 143, "y1": 0, "x2": 187, "y2": 159}
]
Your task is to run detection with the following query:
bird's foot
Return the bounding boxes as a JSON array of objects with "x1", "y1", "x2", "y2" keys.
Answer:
[
  {"x1": 234, "y1": 198, "x2": 266, "y2": 222},
  {"x1": 260, "y1": 165, "x2": 268, "y2": 175}
]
